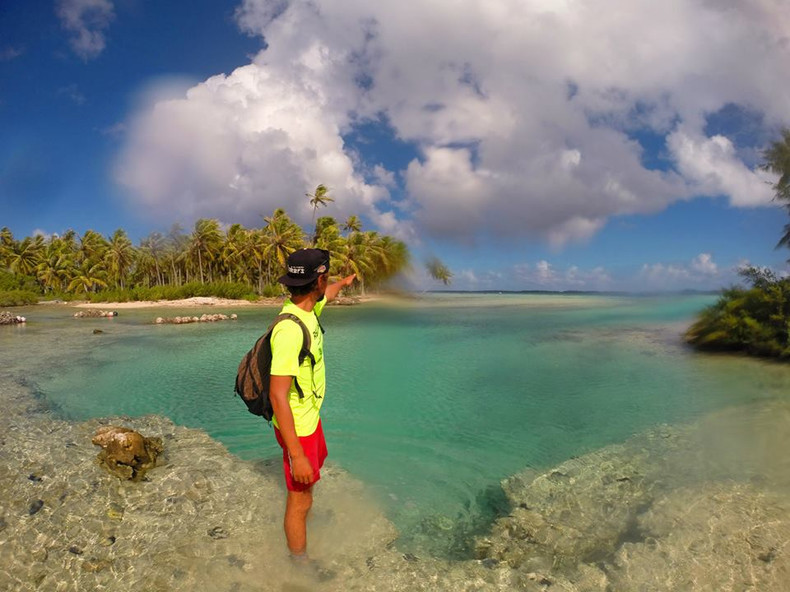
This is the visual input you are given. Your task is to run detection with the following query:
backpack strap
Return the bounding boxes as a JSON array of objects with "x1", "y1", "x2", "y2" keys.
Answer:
[{"x1": 271, "y1": 313, "x2": 315, "y2": 400}]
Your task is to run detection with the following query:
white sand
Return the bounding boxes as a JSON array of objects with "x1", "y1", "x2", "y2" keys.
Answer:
[{"x1": 71, "y1": 296, "x2": 283, "y2": 309}]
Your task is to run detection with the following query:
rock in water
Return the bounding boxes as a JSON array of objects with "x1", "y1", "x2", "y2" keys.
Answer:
[
  {"x1": 74, "y1": 310, "x2": 117, "y2": 318},
  {"x1": 91, "y1": 426, "x2": 163, "y2": 481},
  {"x1": 0, "y1": 311, "x2": 27, "y2": 324}
]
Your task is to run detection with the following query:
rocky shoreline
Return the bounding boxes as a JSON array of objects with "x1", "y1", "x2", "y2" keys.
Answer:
[
  {"x1": 154, "y1": 313, "x2": 238, "y2": 325},
  {"x1": 1, "y1": 369, "x2": 788, "y2": 590}
]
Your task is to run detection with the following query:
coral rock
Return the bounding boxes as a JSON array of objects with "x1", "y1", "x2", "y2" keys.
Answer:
[
  {"x1": 0, "y1": 311, "x2": 26, "y2": 324},
  {"x1": 92, "y1": 426, "x2": 163, "y2": 481}
]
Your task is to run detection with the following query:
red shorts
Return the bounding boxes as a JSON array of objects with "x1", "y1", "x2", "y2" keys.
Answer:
[{"x1": 274, "y1": 420, "x2": 328, "y2": 492}]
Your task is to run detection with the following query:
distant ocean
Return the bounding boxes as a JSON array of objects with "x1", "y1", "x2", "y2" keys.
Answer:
[{"x1": 4, "y1": 293, "x2": 789, "y2": 555}]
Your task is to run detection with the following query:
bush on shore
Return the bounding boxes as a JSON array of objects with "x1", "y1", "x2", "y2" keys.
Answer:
[
  {"x1": 0, "y1": 290, "x2": 39, "y2": 307},
  {"x1": 85, "y1": 282, "x2": 260, "y2": 303},
  {"x1": 0, "y1": 270, "x2": 38, "y2": 293},
  {"x1": 685, "y1": 267, "x2": 790, "y2": 360}
]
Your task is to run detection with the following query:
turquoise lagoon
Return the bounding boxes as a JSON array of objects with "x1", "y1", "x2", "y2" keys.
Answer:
[{"x1": 4, "y1": 292, "x2": 790, "y2": 556}]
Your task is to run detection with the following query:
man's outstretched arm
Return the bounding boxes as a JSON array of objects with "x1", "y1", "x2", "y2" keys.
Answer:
[{"x1": 324, "y1": 274, "x2": 356, "y2": 303}]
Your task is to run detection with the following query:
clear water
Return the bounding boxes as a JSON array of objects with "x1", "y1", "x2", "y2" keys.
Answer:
[{"x1": 4, "y1": 293, "x2": 790, "y2": 556}]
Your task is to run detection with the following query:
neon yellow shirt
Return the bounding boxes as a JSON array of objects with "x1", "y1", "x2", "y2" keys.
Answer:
[{"x1": 270, "y1": 297, "x2": 326, "y2": 436}]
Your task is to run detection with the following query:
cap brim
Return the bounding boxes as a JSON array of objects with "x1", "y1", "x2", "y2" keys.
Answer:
[{"x1": 278, "y1": 273, "x2": 318, "y2": 287}]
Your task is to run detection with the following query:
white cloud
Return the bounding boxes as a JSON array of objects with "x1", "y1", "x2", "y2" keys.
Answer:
[
  {"x1": 116, "y1": 65, "x2": 388, "y2": 228},
  {"x1": 372, "y1": 164, "x2": 396, "y2": 188},
  {"x1": 667, "y1": 128, "x2": 775, "y2": 207},
  {"x1": 118, "y1": 0, "x2": 790, "y2": 244},
  {"x1": 639, "y1": 252, "x2": 725, "y2": 289},
  {"x1": 690, "y1": 253, "x2": 718, "y2": 276},
  {"x1": 56, "y1": 0, "x2": 115, "y2": 61}
]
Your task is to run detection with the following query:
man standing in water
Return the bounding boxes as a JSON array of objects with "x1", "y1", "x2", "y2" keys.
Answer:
[{"x1": 269, "y1": 248, "x2": 355, "y2": 559}]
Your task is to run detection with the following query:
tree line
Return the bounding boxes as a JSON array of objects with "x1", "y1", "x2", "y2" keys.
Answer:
[
  {"x1": 0, "y1": 207, "x2": 410, "y2": 305},
  {"x1": 686, "y1": 129, "x2": 790, "y2": 359}
]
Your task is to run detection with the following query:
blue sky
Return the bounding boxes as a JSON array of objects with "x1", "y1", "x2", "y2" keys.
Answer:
[{"x1": 1, "y1": 0, "x2": 789, "y2": 291}]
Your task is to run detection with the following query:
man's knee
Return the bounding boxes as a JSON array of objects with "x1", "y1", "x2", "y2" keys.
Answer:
[{"x1": 287, "y1": 489, "x2": 313, "y2": 514}]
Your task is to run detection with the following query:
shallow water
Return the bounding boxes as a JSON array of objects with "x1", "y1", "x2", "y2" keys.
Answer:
[
  {"x1": 4, "y1": 293, "x2": 790, "y2": 557},
  {"x1": 2, "y1": 293, "x2": 790, "y2": 589}
]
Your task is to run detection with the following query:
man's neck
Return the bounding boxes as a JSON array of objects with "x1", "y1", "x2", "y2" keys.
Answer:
[{"x1": 290, "y1": 292, "x2": 319, "y2": 312}]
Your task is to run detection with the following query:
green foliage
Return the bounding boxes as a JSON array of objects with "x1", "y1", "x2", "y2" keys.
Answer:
[
  {"x1": 0, "y1": 270, "x2": 40, "y2": 293},
  {"x1": 425, "y1": 256, "x2": 453, "y2": 285},
  {"x1": 261, "y1": 283, "x2": 285, "y2": 298},
  {"x1": 685, "y1": 277, "x2": 790, "y2": 360},
  {"x1": 0, "y1": 290, "x2": 39, "y2": 306},
  {"x1": 1, "y1": 201, "x2": 411, "y2": 303},
  {"x1": 86, "y1": 282, "x2": 258, "y2": 303}
]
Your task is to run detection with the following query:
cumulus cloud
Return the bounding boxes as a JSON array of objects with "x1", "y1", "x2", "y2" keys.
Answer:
[
  {"x1": 117, "y1": 0, "x2": 789, "y2": 243},
  {"x1": 56, "y1": 0, "x2": 115, "y2": 61},
  {"x1": 690, "y1": 253, "x2": 718, "y2": 276},
  {"x1": 116, "y1": 66, "x2": 387, "y2": 227},
  {"x1": 667, "y1": 128, "x2": 775, "y2": 206},
  {"x1": 639, "y1": 252, "x2": 725, "y2": 289}
]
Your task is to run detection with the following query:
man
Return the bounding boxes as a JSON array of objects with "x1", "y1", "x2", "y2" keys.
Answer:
[{"x1": 269, "y1": 248, "x2": 355, "y2": 559}]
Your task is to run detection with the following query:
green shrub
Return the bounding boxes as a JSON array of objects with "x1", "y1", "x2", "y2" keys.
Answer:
[
  {"x1": 685, "y1": 278, "x2": 790, "y2": 360},
  {"x1": 85, "y1": 282, "x2": 258, "y2": 303},
  {"x1": 0, "y1": 270, "x2": 39, "y2": 293},
  {"x1": 0, "y1": 290, "x2": 39, "y2": 306},
  {"x1": 262, "y1": 283, "x2": 285, "y2": 298}
]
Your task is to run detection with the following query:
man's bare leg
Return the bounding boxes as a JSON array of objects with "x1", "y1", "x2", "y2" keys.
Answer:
[{"x1": 284, "y1": 487, "x2": 313, "y2": 556}]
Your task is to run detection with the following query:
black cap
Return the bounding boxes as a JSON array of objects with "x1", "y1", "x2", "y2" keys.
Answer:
[{"x1": 278, "y1": 249, "x2": 330, "y2": 286}]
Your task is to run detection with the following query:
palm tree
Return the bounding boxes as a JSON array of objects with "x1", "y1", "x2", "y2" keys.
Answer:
[
  {"x1": 78, "y1": 230, "x2": 109, "y2": 266},
  {"x1": 314, "y1": 217, "x2": 347, "y2": 272},
  {"x1": 67, "y1": 261, "x2": 108, "y2": 294},
  {"x1": 189, "y1": 219, "x2": 223, "y2": 284},
  {"x1": 37, "y1": 251, "x2": 73, "y2": 293},
  {"x1": 377, "y1": 235, "x2": 410, "y2": 281},
  {"x1": 0, "y1": 227, "x2": 14, "y2": 270},
  {"x1": 8, "y1": 235, "x2": 44, "y2": 277},
  {"x1": 342, "y1": 231, "x2": 387, "y2": 294},
  {"x1": 762, "y1": 129, "x2": 790, "y2": 252},
  {"x1": 222, "y1": 223, "x2": 252, "y2": 284},
  {"x1": 343, "y1": 215, "x2": 362, "y2": 235},
  {"x1": 140, "y1": 232, "x2": 166, "y2": 286},
  {"x1": 166, "y1": 224, "x2": 189, "y2": 286},
  {"x1": 307, "y1": 184, "x2": 334, "y2": 228},
  {"x1": 60, "y1": 229, "x2": 78, "y2": 253},
  {"x1": 105, "y1": 229, "x2": 135, "y2": 289},
  {"x1": 261, "y1": 209, "x2": 304, "y2": 279},
  {"x1": 426, "y1": 256, "x2": 453, "y2": 286}
]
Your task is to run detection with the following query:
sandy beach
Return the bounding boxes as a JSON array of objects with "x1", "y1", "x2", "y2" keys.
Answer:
[
  {"x1": 64, "y1": 294, "x2": 389, "y2": 310},
  {"x1": 71, "y1": 296, "x2": 282, "y2": 309}
]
